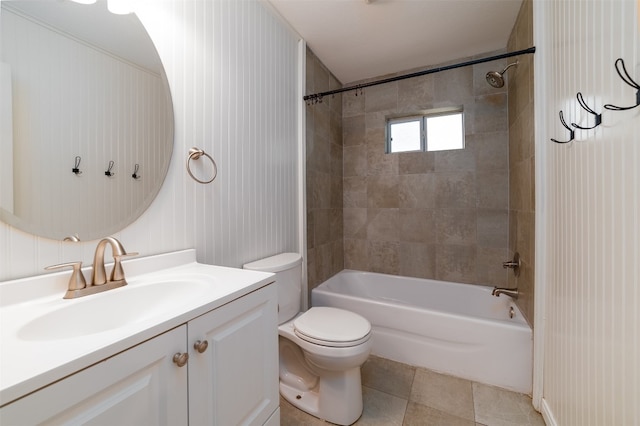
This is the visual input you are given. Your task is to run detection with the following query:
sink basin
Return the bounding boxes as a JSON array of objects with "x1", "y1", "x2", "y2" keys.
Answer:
[{"x1": 18, "y1": 279, "x2": 209, "y2": 341}]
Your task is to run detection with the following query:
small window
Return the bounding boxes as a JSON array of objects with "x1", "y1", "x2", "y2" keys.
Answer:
[{"x1": 386, "y1": 109, "x2": 464, "y2": 153}]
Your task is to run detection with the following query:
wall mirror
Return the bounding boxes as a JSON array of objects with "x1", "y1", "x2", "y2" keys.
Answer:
[{"x1": 0, "y1": 0, "x2": 174, "y2": 241}]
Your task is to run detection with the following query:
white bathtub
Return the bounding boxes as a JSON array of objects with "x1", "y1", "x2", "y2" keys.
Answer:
[{"x1": 311, "y1": 270, "x2": 532, "y2": 394}]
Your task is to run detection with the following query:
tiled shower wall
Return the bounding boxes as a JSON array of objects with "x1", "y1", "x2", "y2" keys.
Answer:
[
  {"x1": 342, "y1": 56, "x2": 511, "y2": 287},
  {"x1": 305, "y1": 48, "x2": 344, "y2": 292},
  {"x1": 507, "y1": 0, "x2": 535, "y2": 325}
]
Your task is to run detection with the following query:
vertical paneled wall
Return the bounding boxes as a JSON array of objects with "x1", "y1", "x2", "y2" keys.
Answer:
[
  {"x1": 0, "y1": 0, "x2": 300, "y2": 280},
  {"x1": 342, "y1": 56, "x2": 510, "y2": 287},
  {"x1": 305, "y1": 48, "x2": 344, "y2": 293},
  {"x1": 507, "y1": 0, "x2": 535, "y2": 325},
  {"x1": 539, "y1": 0, "x2": 639, "y2": 423}
]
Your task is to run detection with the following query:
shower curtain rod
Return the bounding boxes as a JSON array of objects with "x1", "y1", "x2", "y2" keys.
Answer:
[{"x1": 304, "y1": 46, "x2": 536, "y2": 103}]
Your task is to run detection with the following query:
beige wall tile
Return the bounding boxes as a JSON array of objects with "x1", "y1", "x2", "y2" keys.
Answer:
[
  {"x1": 477, "y1": 209, "x2": 509, "y2": 248},
  {"x1": 399, "y1": 242, "x2": 436, "y2": 279},
  {"x1": 473, "y1": 93, "x2": 508, "y2": 133},
  {"x1": 473, "y1": 131, "x2": 509, "y2": 171},
  {"x1": 507, "y1": 0, "x2": 535, "y2": 326},
  {"x1": 368, "y1": 240, "x2": 400, "y2": 274},
  {"x1": 365, "y1": 81, "x2": 399, "y2": 112},
  {"x1": 344, "y1": 145, "x2": 368, "y2": 177},
  {"x1": 436, "y1": 209, "x2": 477, "y2": 246},
  {"x1": 436, "y1": 244, "x2": 477, "y2": 284},
  {"x1": 477, "y1": 170, "x2": 509, "y2": 209},
  {"x1": 399, "y1": 174, "x2": 436, "y2": 208},
  {"x1": 344, "y1": 208, "x2": 367, "y2": 239},
  {"x1": 477, "y1": 247, "x2": 509, "y2": 287},
  {"x1": 366, "y1": 208, "x2": 399, "y2": 242},
  {"x1": 306, "y1": 48, "x2": 344, "y2": 290},
  {"x1": 367, "y1": 175, "x2": 399, "y2": 208},
  {"x1": 435, "y1": 172, "x2": 476, "y2": 209},
  {"x1": 343, "y1": 91, "x2": 365, "y2": 117},
  {"x1": 344, "y1": 176, "x2": 368, "y2": 208},
  {"x1": 434, "y1": 147, "x2": 476, "y2": 172},
  {"x1": 397, "y1": 73, "x2": 435, "y2": 109},
  {"x1": 399, "y1": 208, "x2": 436, "y2": 243},
  {"x1": 399, "y1": 152, "x2": 435, "y2": 174},
  {"x1": 343, "y1": 114, "x2": 366, "y2": 147},
  {"x1": 434, "y1": 66, "x2": 473, "y2": 103},
  {"x1": 344, "y1": 238, "x2": 368, "y2": 270}
]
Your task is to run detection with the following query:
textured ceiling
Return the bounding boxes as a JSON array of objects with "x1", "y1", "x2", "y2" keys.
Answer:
[{"x1": 267, "y1": 0, "x2": 523, "y2": 84}]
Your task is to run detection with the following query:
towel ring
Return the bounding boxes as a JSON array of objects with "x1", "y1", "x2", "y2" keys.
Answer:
[{"x1": 186, "y1": 147, "x2": 217, "y2": 184}]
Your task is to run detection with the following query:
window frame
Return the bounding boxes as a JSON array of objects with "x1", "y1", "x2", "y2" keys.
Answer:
[{"x1": 385, "y1": 108, "x2": 464, "y2": 154}]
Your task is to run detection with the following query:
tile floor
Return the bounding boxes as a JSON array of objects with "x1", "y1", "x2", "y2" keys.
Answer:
[{"x1": 280, "y1": 355, "x2": 545, "y2": 426}]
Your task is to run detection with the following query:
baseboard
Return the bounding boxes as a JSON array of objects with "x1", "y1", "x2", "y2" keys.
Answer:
[{"x1": 540, "y1": 398, "x2": 557, "y2": 426}]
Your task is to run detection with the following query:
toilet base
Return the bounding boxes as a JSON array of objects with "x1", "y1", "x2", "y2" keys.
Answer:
[{"x1": 279, "y1": 367, "x2": 364, "y2": 426}]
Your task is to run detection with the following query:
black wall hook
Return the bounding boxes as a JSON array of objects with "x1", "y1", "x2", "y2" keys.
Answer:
[
  {"x1": 132, "y1": 164, "x2": 141, "y2": 180},
  {"x1": 571, "y1": 92, "x2": 602, "y2": 130},
  {"x1": 604, "y1": 58, "x2": 640, "y2": 111},
  {"x1": 551, "y1": 110, "x2": 575, "y2": 144},
  {"x1": 72, "y1": 156, "x2": 82, "y2": 175},
  {"x1": 105, "y1": 160, "x2": 115, "y2": 177}
]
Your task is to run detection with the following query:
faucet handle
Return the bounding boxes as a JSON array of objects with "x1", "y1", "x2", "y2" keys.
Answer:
[
  {"x1": 111, "y1": 252, "x2": 139, "y2": 282},
  {"x1": 45, "y1": 261, "x2": 87, "y2": 297}
]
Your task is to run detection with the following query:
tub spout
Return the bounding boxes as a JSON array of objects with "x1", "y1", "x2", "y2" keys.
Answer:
[{"x1": 492, "y1": 287, "x2": 519, "y2": 299}]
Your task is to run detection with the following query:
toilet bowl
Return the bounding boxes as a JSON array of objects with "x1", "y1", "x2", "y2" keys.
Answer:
[{"x1": 244, "y1": 254, "x2": 372, "y2": 425}]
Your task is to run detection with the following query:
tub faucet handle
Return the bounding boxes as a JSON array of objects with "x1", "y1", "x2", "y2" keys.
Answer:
[{"x1": 502, "y1": 252, "x2": 521, "y2": 277}]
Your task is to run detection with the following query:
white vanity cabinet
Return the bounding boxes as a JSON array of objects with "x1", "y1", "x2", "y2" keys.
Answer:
[
  {"x1": 188, "y1": 283, "x2": 279, "y2": 425},
  {"x1": 0, "y1": 284, "x2": 279, "y2": 426},
  {"x1": 0, "y1": 325, "x2": 189, "y2": 425}
]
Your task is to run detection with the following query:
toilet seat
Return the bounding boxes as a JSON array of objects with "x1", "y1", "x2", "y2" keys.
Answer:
[{"x1": 293, "y1": 307, "x2": 371, "y2": 348}]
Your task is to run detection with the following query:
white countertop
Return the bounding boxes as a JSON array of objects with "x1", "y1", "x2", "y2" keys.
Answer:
[{"x1": 0, "y1": 249, "x2": 274, "y2": 406}]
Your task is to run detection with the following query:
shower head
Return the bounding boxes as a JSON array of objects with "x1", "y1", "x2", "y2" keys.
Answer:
[{"x1": 486, "y1": 61, "x2": 519, "y2": 88}]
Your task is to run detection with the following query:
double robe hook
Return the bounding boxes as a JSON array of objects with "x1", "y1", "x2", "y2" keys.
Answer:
[
  {"x1": 604, "y1": 58, "x2": 640, "y2": 111},
  {"x1": 551, "y1": 58, "x2": 637, "y2": 144},
  {"x1": 551, "y1": 92, "x2": 602, "y2": 144}
]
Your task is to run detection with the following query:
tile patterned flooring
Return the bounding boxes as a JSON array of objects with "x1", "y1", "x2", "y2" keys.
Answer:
[{"x1": 280, "y1": 355, "x2": 545, "y2": 426}]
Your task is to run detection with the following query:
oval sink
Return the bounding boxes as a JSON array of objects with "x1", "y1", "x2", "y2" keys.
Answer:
[{"x1": 18, "y1": 280, "x2": 209, "y2": 341}]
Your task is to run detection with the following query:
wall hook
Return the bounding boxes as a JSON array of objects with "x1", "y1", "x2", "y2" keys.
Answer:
[
  {"x1": 604, "y1": 58, "x2": 640, "y2": 111},
  {"x1": 571, "y1": 92, "x2": 602, "y2": 130},
  {"x1": 131, "y1": 164, "x2": 141, "y2": 180},
  {"x1": 105, "y1": 160, "x2": 115, "y2": 177},
  {"x1": 72, "y1": 156, "x2": 82, "y2": 175},
  {"x1": 550, "y1": 110, "x2": 575, "y2": 144}
]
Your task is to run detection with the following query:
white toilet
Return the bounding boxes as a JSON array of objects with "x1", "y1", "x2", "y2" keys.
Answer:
[{"x1": 243, "y1": 253, "x2": 372, "y2": 425}]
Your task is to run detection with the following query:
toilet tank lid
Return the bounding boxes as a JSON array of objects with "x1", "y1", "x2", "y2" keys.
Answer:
[{"x1": 243, "y1": 253, "x2": 302, "y2": 272}]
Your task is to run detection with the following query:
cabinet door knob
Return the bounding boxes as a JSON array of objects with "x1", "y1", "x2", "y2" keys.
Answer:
[
  {"x1": 193, "y1": 340, "x2": 209, "y2": 353},
  {"x1": 173, "y1": 352, "x2": 189, "y2": 367}
]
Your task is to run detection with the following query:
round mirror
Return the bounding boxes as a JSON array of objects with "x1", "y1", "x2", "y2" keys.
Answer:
[{"x1": 0, "y1": 0, "x2": 173, "y2": 241}]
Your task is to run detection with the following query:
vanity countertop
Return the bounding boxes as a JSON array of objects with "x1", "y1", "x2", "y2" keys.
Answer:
[{"x1": 0, "y1": 249, "x2": 274, "y2": 406}]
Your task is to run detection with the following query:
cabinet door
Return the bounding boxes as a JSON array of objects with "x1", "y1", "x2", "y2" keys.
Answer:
[
  {"x1": 0, "y1": 326, "x2": 188, "y2": 426},
  {"x1": 188, "y1": 285, "x2": 278, "y2": 426}
]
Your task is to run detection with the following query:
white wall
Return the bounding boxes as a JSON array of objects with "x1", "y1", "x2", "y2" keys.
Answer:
[
  {"x1": 0, "y1": 0, "x2": 301, "y2": 280},
  {"x1": 537, "y1": 0, "x2": 639, "y2": 423}
]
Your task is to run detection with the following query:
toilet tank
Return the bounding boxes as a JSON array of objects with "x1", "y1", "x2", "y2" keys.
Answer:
[{"x1": 243, "y1": 253, "x2": 302, "y2": 324}]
